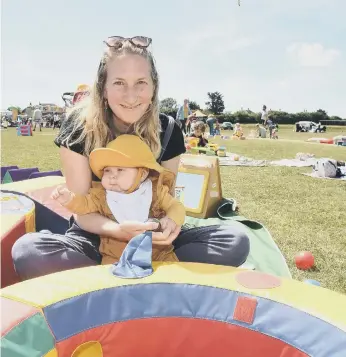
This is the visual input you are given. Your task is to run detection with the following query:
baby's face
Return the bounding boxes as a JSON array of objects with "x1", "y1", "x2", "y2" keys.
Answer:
[{"x1": 101, "y1": 166, "x2": 139, "y2": 192}]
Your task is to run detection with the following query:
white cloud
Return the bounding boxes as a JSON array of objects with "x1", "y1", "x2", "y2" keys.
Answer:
[
  {"x1": 286, "y1": 42, "x2": 340, "y2": 67},
  {"x1": 218, "y1": 37, "x2": 259, "y2": 54},
  {"x1": 179, "y1": 21, "x2": 260, "y2": 54},
  {"x1": 277, "y1": 79, "x2": 289, "y2": 89}
]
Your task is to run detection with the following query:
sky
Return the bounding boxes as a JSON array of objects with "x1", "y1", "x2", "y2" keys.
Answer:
[{"x1": 1, "y1": 0, "x2": 346, "y2": 117}]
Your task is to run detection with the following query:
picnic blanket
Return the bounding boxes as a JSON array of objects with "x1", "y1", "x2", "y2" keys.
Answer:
[
  {"x1": 219, "y1": 152, "x2": 318, "y2": 168},
  {"x1": 270, "y1": 158, "x2": 317, "y2": 167},
  {"x1": 184, "y1": 198, "x2": 291, "y2": 278},
  {"x1": 219, "y1": 153, "x2": 267, "y2": 167},
  {"x1": 270, "y1": 153, "x2": 317, "y2": 167}
]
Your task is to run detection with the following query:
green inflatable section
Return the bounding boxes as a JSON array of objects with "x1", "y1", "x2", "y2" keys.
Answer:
[
  {"x1": 1, "y1": 313, "x2": 55, "y2": 357},
  {"x1": 184, "y1": 199, "x2": 291, "y2": 278},
  {"x1": 2, "y1": 172, "x2": 14, "y2": 184}
]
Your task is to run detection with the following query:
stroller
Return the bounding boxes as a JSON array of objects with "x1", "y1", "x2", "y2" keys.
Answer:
[{"x1": 62, "y1": 84, "x2": 91, "y2": 108}]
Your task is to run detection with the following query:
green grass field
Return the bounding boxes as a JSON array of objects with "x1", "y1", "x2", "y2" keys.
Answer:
[{"x1": 1, "y1": 125, "x2": 346, "y2": 293}]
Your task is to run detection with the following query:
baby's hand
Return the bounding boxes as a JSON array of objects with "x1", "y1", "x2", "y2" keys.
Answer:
[{"x1": 51, "y1": 185, "x2": 73, "y2": 205}]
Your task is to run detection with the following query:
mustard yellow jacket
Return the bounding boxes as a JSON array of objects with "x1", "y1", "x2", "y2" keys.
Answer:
[{"x1": 64, "y1": 176, "x2": 185, "y2": 265}]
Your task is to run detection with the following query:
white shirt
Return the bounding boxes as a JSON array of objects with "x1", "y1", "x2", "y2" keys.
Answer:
[
  {"x1": 33, "y1": 109, "x2": 42, "y2": 122},
  {"x1": 261, "y1": 110, "x2": 268, "y2": 121}
]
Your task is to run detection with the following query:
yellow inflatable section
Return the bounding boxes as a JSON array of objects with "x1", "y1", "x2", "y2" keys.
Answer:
[{"x1": 2, "y1": 263, "x2": 346, "y2": 329}]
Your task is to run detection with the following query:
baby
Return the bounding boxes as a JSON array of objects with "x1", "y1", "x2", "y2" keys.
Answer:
[{"x1": 52, "y1": 134, "x2": 186, "y2": 265}]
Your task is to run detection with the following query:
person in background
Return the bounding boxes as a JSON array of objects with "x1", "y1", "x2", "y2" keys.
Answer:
[
  {"x1": 271, "y1": 123, "x2": 279, "y2": 139},
  {"x1": 190, "y1": 115, "x2": 197, "y2": 133},
  {"x1": 1, "y1": 116, "x2": 8, "y2": 129},
  {"x1": 176, "y1": 99, "x2": 191, "y2": 134},
  {"x1": 186, "y1": 112, "x2": 196, "y2": 135},
  {"x1": 214, "y1": 120, "x2": 221, "y2": 135},
  {"x1": 233, "y1": 122, "x2": 244, "y2": 138},
  {"x1": 189, "y1": 121, "x2": 208, "y2": 147},
  {"x1": 266, "y1": 117, "x2": 274, "y2": 138},
  {"x1": 32, "y1": 106, "x2": 43, "y2": 131},
  {"x1": 261, "y1": 105, "x2": 268, "y2": 126},
  {"x1": 25, "y1": 103, "x2": 34, "y2": 120},
  {"x1": 53, "y1": 113, "x2": 60, "y2": 130},
  {"x1": 256, "y1": 123, "x2": 266, "y2": 138},
  {"x1": 206, "y1": 114, "x2": 216, "y2": 136}
]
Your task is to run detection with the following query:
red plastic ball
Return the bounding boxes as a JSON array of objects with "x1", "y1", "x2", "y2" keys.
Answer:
[{"x1": 295, "y1": 251, "x2": 315, "y2": 270}]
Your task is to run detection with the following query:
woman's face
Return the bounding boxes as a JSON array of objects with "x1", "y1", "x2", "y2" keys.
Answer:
[{"x1": 104, "y1": 54, "x2": 154, "y2": 125}]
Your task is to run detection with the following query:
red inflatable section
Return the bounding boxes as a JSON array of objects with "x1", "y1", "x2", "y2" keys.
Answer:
[
  {"x1": 1, "y1": 184, "x2": 72, "y2": 288},
  {"x1": 1, "y1": 217, "x2": 25, "y2": 287},
  {"x1": 56, "y1": 317, "x2": 308, "y2": 357}
]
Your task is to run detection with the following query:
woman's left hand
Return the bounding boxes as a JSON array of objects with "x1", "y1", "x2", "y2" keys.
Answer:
[{"x1": 152, "y1": 216, "x2": 181, "y2": 245}]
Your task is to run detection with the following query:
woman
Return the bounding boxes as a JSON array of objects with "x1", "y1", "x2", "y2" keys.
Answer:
[{"x1": 12, "y1": 36, "x2": 250, "y2": 280}]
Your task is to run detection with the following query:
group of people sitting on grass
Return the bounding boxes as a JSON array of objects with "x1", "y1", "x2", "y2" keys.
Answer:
[{"x1": 186, "y1": 119, "x2": 246, "y2": 148}]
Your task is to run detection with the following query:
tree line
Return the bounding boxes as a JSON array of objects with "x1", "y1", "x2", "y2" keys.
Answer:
[{"x1": 160, "y1": 92, "x2": 346, "y2": 125}]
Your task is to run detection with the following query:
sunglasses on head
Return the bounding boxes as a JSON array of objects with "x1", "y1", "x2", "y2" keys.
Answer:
[{"x1": 103, "y1": 36, "x2": 152, "y2": 49}]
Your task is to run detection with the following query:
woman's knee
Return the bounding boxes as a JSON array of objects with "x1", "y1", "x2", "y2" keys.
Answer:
[
  {"x1": 207, "y1": 226, "x2": 250, "y2": 267},
  {"x1": 12, "y1": 233, "x2": 39, "y2": 265},
  {"x1": 11, "y1": 233, "x2": 46, "y2": 278},
  {"x1": 12, "y1": 231, "x2": 100, "y2": 280},
  {"x1": 229, "y1": 229, "x2": 250, "y2": 267},
  {"x1": 175, "y1": 225, "x2": 250, "y2": 267},
  {"x1": 212, "y1": 225, "x2": 250, "y2": 266}
]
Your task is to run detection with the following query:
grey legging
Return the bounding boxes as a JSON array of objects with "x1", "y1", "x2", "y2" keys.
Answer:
[{"x1": 11, "y1": 222, "x2": 250, "y2": 280}]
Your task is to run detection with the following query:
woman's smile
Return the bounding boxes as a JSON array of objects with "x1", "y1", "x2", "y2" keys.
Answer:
[{"x1": 120, "y1": 103, "x2": 142, "y2": 110}]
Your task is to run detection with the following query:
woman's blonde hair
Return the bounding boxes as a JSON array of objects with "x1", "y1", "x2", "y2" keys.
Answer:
[{"x1": 59, "y1": 42, "x2": 161, "y2": 157}]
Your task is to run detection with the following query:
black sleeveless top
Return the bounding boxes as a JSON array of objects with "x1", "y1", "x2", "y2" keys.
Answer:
[{"x1": 54, "y1": 113, "x2": 186, "y2": 182}]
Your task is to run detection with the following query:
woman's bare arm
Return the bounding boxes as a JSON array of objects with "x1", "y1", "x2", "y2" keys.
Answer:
[
  {"x1": 60, "y1": 147, "x2": 92, "y2": 194},
  {"x1": 60, "y1": 147, "x2": 131, "y2": 240}
]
